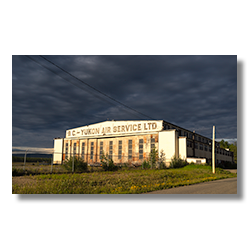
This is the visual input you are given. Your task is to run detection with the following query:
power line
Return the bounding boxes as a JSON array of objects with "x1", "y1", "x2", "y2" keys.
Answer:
[
  {"x1": 38, "y1": 55, "x2": 154, "y2": 120},
  {"x1": 24, "y1": 55, "x2": 120, "y2": 106},
  {"x1": 25, "y1": 55, "x2": 146, "y2": 120}
]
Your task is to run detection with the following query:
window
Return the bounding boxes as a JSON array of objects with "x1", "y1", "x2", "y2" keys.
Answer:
[
  {"x1": 118, "y1": 140, "x2": 122, "y2": 160},
  {"x1": 128, "y1": 140, "x2": 132, "y2": 159},
  {"x1": 139, "y1": 139, "x2": 143, "y2": 160},
  {"x1": 195, "y1": 142, "x2": 198, "y2": 149},
  {"x1": 187, "y1": 140, "x2": 192, "y2": 148},
  {"x1": 109, "y1": 141, "x2": 113, "y2": 159},
  {"x1": 81, "y1": 142, "x2": 85, "y2": 158},
  {"x1": 199, "y1": 144, "x2": 203, "y2": 150},
  {"x1": 151, "y1": 138, "x2": 155, "y2": 152},
  {"x1": 65, "y1": 142, "x2": 69, "y2": 159},
  {"x1": 198, "y1": 137, "x2": 201, "y2": 142},
  {"x1": 90, "y1": 142, "x2": 94, "y2": 160},
  {"x1": 184, "y1": 131, "x2": 187, "y2": 137},
  {"x1": 209, "y1": 146, "x2": 212, "y2": 152},
  {"x1": 99, "y1": 141, "x2": 103, "y2": 159},
  {"x1": 179, "y1": 130, "x2": 182, "y2": 136},
  {"x1": 205, "y1": 145, "x2": 208, "y2": 151},
  {"x1": 189, "y1": 133, "x2": 193, "y2": 139},
  {"x1": 194, "y1": 135, "x2": 197, "y2": 141},
  {"x1": 73, "y1": 142, "x2": 77, "y2": 155}
]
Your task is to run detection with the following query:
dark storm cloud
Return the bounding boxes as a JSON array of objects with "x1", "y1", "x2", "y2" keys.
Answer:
[{"x1": 12, "y1": 55, "x2": 237, "y2": 148}]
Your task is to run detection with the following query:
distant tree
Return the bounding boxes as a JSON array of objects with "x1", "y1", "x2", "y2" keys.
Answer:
[
  {"x1": 219, "y1": 139, "x2": 230, "y2": 149},
  {"x1": 229, "y1": 142, "x2": 237, "y2": 163},
  {"x1": 219, "y1": 140, "x2": 237, "y2": 163}
]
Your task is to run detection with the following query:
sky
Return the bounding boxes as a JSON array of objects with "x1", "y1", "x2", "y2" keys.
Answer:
[{"x1": 12, "y1": 55, "x2": 237, "y2": 150}]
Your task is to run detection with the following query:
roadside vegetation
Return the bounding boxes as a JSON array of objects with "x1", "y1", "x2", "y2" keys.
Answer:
[
  {"x1": 12, "y1": 163, "x2": 237, "y2": 194},
  {"x1": 63, "y1": 156, "x2": 88, "y2": 172},
  {"x1": 13, "y1": 141, "x2": 237, "y2": 194},
  {"x1": 12, "y1": 153, "x2": 237, "y2": 194}
]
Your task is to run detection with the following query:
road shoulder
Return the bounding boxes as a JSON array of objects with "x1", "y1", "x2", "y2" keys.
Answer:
[{"x1": 145, "y1": 177, "x2": 237, "y2": 194}]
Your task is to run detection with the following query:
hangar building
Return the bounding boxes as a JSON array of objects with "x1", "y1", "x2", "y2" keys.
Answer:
[{"x1": 53, "y1": 120, "x2": 234, "y2": 165}]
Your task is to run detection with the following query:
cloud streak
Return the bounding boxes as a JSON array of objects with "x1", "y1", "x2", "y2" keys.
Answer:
[{"x1": 12, "y1": 55, "x2": 237, "y2": 147}]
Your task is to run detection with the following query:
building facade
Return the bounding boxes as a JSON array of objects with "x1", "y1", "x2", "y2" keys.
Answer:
[{"x1": 53, "y1": 120, "x2": 234, "y2": 165}]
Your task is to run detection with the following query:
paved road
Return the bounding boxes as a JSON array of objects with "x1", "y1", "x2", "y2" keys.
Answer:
[{"x1": 146, "y1": 177, "x2": 237, "y2": 194}]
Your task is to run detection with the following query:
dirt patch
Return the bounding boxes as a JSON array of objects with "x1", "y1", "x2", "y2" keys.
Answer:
[{"x1": 12, "y1": 176, "x2": 37, "y2": 186}]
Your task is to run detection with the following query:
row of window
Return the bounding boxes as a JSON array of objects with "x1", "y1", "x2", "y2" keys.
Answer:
[
  {"x1": 194, "y1": 142, "x2": 210, "y2": 152},
  {"x1": 66, "y1": 139, "x2": 231, "y2": 160},
  {"x1": 164, "y1": 123, "x2": 219, "y2": 145},
  {"x1": 65, "y1": 138, "x2": 156, "y2": 160},
  {"x1": 139, "y1": 139, "x2": 143, "y2": 159},
  {"x1": 118, "y1": 140, "x2": 122, "y2": 159},
  {"x1": 187, "y1": 141, "x2": 232, "y2": 156},
  {"x1": 128, "y1": 139, "x2": 132, "y2": 159}
]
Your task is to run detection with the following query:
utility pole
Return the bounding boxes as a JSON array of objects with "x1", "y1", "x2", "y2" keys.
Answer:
[
  {"x1": 23, "y1": 150, "x2": 27, "y2": 172},
  {"x1": 51, "y1": 152, "x2": 54, "y2": 173},
  {"x1": 72, "y1": 153, "x2": 74, "y2": 173},
  {"x1": 212, "y1": 126, "x2": 215, "y2": 174}
]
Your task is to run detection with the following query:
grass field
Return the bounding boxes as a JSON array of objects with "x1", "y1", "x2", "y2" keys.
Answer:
[
  {"x1": 12, "y1": 161, "x2": 104, "y2": 175},
  {"x1": 12, "y1": 164, "x2": 237, "y2": 194}
]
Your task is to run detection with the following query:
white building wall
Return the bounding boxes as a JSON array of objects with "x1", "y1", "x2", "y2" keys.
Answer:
[
  {"x1": 179, "y1": 137, "x2": 187, "y2": 160},
  {"x1": 158, "y1": 130, "x2": 178, "y2": 164},
  {"x1": 53, "y1": 138, "x2": 64, "y2": 164},
  {"x1": 187, "y1": 158, "x2": 206, "y2": 164}
]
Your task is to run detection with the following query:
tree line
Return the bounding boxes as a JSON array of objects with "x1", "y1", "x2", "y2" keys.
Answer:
[
  {"x1": 219, "y1": 140, "x2": 237, "y2": 163},
  {"x1": 12, "y1": 156, "x2": 51, "y2": 163}
]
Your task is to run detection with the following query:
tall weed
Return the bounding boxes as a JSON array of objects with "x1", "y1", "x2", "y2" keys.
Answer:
[
  {"x1": 101, "y1": 153, "x2": 118, "y2": 171},
  {"x1": 170, "y1": 156, "x2": 188, "y2": 168},
  {"x1": 63, "y1": 156, "x2": 88, "y2": 172}
]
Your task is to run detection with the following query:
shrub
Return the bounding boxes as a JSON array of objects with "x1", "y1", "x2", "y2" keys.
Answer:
[
  {"x1": 141, "y1": 150, "x2": 167, "y2": 169},
  {"x1": 217, "y1": 161, "x2": 237, "y2": 169},
  {"x1": 63, "y1": 156, "x2": 88, "y2": 172},
  {"x1": 101, "y1": 153, "x2": 118, "y2": 171},
  {"x1": 12, "y1": 168, "x2": 23, "y2": 176},
  {"x1": 149, "y1": 148, "x2": 158, "y2": 169},
  {"x1": 157, "y1": 150, "x2": 167, "y2": 169},
  {"x1": 170, "y1": 156, "x2": 188, "y2": 168},
  {"x1": 142, "y1": 160, "x2": 151, "y2": 169}
]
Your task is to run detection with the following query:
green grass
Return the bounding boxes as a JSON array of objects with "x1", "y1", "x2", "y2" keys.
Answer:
[{"x1": 12, "y1": 164, "x2": 237, "y2": 194}]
